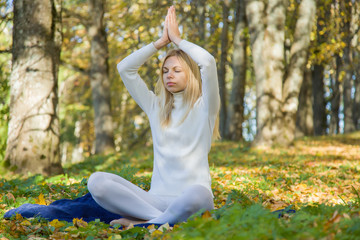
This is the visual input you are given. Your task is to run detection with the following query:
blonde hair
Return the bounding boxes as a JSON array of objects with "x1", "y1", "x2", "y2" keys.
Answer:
[{"x1": 155, "y1": 49, "x2": 220, "y2": 140}]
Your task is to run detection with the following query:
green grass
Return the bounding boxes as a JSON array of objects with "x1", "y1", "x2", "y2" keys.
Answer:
[{"x1": 1, "y1": 132, "x2": 360, "y2": 239}]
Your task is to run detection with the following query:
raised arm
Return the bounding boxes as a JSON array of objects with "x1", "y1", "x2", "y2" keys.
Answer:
[
  {"x1": 117, "y1": 11, "x2": 171, "y2": 115},
  {"x1": 117, "y1": 44, "x2": 158, "y2": 115},
  {"x1": 167, "y1": 6, "x2": 220, "y2": 115},
  {"x1": 178, "y1": 40, "x2": 220, "y2": 115}
]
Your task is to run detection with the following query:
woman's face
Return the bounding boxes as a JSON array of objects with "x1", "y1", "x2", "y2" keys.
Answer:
[{"x1": 162, "y1": 56, "x2": 188, "y2": 93}]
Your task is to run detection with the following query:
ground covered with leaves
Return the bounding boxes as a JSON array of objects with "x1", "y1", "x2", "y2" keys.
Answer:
[{"x1": 1, "y1": 132, "x2": 360, "y2": 239}]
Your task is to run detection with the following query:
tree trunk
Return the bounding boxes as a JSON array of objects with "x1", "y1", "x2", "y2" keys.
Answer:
[
  {"x1": 196, "y1": 0, "x2": 206, "y2": 43},
  {"x1": 247, "y1": 0, "x2": 315, "y2": 146},
  {"x1": 5, "y1": 0, "x2": 63, "y2": 176},
  {"x1": 226, "y1": 0, "x2": 247, "y2": 141},
  {"x1": 245, "y1": 0, "x2": 266, "y2": 143},
  {"x1": 295, "y1": 66, "x2": 313, "y2": 137},
  {"x1": 88, "y1": 0, "x2": 115, "y2": 154},
  {"x1": 281, "y1": 0, "x2": 316, "y2": 144},
  {"x1": 312, "y1": 64, "x2": 327, "y2": 135},
  {"x1": 218, "y1": 0, "x2": 230, "y2": 137},
  {"x1": 247, "y1": 0, "x2": 286, "y2": 146},
  {"x1": 341, "y1": 1, "x2": 355, "y2": 133},
  {"x1": 352, "y1": 1, "x2": 360, "y2": 130},
  {"x1": 329, "y1": 56, "x2": 341, "y2": 134},
  {"x1": 354, "y1": 50, "x2": 360, "y2": 129}
]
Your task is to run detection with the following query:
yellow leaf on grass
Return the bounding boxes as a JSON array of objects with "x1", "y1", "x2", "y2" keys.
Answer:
[
  {"x1": 15, "y1": 213, "x2": 23, "y2": 220},
  {"x1": 108, "y1": 235, "x2": 123, "y2": 240},
  {"x1": 147, "y1": 224, "x2": 156, "y2": 230},
  {"x1": 49, "y1": 219, "x2": 66, "y2": 229},
  {"x1": 202, "y1": 210, "x2": 212, "y2": 219},
  {"x1": 20, "y1": 220, "x2": 31, "y2": 226},
  {"x1": 73, "y1": 218, "x2": 88, "y2": 228},
  {"x1": 151, "y1": 230, "x2": 163, "y2": 238},
  {"x1": 64, "y1": 226, "x2": 78, "y2": 232},
  {"x1": 35, "y1": 193, "x2": 47, "y2": 205}
]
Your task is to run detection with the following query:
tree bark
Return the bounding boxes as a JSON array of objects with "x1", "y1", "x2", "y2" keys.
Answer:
[
  {"x1": 245, "y1": 0, "x2": 266, "y2": 143},
  {"x1": 5, "y1": 0, "x2": 63, "y2": 176},
  {"x1": 218, "y1": 0, "x2": 230, "y2": 137},
  {"x1": 352, "y1": 1, "x2": 360, "y2": 130},
  {"x1": 248, "y1": 0, "x2": 286, "y2": 146},
  {"x1": 311, "y1": 3, "x2": 328, "y2": 136},
  {"x1": 295, "y1": 66, "x2": 313, "y2": 137},
  {"x1": 312, "y1": 64, "x2": 327, "y2": 135},
  {"x1": 354, "y1": 50, "x2": 360, "y2": 129},
  {"x1": 226, "y1": 0, "x2": 247, "y2": 141},
  {"x1": 196, "y1": 0, "x2": 206, "y2": 43},
  {"x1": 247, "y1": 0, "x2": 316, "y2": 146},
  {"x1": 88, "y1": 0, "x2": 115, "y2": 154},
  {"x1": 329, "y1": 56, "x2": 341, "y2": 134},
  {"x1": 341, "y1": 0, "x2": 355, "y2": 133},
  {"x1": 281, "y1": 0, "x2": 316, "y2": 144}
]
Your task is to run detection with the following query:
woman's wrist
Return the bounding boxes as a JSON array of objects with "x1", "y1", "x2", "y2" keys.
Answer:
[
  {"x1": 172, "y1": 37, "x2": 183, "y2": 46},
  {"x1": 153, "y1": 38, "x2": 169, "y2": 50}
]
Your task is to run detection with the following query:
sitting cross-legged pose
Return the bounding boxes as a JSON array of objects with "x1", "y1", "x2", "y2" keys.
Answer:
[{"x1": 87, "y1": 5, "x2": 220, "y2": 227}]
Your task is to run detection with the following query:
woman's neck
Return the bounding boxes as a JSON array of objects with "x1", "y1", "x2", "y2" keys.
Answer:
[{"x1": 172, "y1": 91, "x2": 184, "y2": 108}]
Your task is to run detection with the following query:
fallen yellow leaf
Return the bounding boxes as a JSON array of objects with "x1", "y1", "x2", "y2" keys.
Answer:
[
  {"x1": 73, "y1": 218, "x2": 88, "y2": 228},
  {"x1": 202, "y1": 210, "x2": 212, "y2": 219},
  {"x1": 64, "y1": 226, "x2": 78, "y2": 232},
  {"x1": 35, "y1": 193, "x2": 47, "y2": 205},
  {"x1": 151, "y1": 230, "x2": 163, "y2": 238},
  {"x1": 20, "y1": 220, "x2": 31, "y2": 226},
  {"x1": 49, "y1": 219, "x2": 66, "y2": 229}
]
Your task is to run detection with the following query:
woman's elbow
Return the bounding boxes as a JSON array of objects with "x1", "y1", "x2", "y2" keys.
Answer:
[
  {"x1": 117, "y1": 61, "x2": 127, "y2": 75},
  {"x1": 203, "y1": 55, "x2": 216, "y2": 68}
]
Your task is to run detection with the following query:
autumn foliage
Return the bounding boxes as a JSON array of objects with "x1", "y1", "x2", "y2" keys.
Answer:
[{"x1": 1, "y1": 132, "x2": 360, "y2": 239}]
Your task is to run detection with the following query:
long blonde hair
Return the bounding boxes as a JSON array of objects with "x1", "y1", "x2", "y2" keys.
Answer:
[{"x1": 155, "y1": 49, "x2": 220, "y2": 140}]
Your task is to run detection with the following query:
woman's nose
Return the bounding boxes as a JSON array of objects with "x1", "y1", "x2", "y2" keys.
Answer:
[{"x1": 167, "y1": 71, "x2": 174, "y2": 78}]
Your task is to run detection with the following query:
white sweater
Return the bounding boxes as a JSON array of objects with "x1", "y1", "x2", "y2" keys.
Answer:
[{"x1": 117, "y1": 40, "x2": 220, "y2": 197}]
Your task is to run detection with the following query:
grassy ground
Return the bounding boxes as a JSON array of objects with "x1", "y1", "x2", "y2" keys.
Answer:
[{"x1": 0, "y1": 132, "x2": 360, "y2": 239}]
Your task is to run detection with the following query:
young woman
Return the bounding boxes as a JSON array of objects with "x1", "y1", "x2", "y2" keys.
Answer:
[{"x1": 87, "y1": 6, "x2": 220, "y2": 226}]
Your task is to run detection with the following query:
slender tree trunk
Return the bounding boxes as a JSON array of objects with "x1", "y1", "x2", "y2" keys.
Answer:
[
  {"x1": 196, "y1": 0, "x2": 206, "y2": 43},
  {"x1": 329, "y1": 56, "x2": 341, "y2": 134},
  {"x1": 5, "y1": 0, "x2": 63, "y2": 175},
  {"x1": 352, "y1": 1, "x2": 360, "y2": 130},
  {"x1": 312, "y1": 64, "x2": 327, "y2": 135},
  {"x1": 354, "y1": 50, "x2": 360, "y2": 129},
  {"x1": 281, "y1": 0, "x2": 316, "y2": 144},
  {"x1": 295, "y1": 66, "x2": 313, "y2": 137},
  {"x1": 341, "y1": 1, "x2": 355, "y2": 133},
  {"x1": 88, "y1": 0, "x2": 115, "y2": 154},
  {"x1": 245, "y1": 0, "x2": 266, "y2": 143},
  {"x1": 311, "y1": 4, "x2": 328, "y2": 136},
  {"x1": 209, "y1": 7, "x2": 219, "y2": 60},
  {"x1": 226, "y1": 0, "x2": 247, "y2": 140},
  {"x1": 218, "y1": 0, "x2": 230, "y2": 137}
]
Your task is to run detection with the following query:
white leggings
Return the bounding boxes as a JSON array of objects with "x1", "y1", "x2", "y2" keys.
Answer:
[{"x1": 87, "y1": 172, "x2": 214, "y2": 224}]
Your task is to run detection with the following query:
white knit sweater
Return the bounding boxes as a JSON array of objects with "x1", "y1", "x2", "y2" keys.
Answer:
[{"x1": 117, "y1": 40, "x2": 220, "y2": 197}]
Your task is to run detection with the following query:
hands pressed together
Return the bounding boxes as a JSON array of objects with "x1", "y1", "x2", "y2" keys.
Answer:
[{"x1": 154, "y1": 6, "x2": 182, "y2": 49}]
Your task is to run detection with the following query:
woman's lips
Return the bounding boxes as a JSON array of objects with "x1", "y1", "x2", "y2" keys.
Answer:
[{"x1": 167, "y1": 82, "x2": 175, "y2": 86}]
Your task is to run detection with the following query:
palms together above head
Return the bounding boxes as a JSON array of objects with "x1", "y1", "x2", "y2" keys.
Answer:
[
  {"x1": 154, "y1": 6, "x2": 182, "y2": 49},
  {"x1": 166, "y1": 6, "x2": 182, "y2": 45}
]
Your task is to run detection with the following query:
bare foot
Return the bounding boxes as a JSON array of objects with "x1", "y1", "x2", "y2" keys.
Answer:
[{"x1": 110, "y1": 218, "x2": 148, "y2": 227}]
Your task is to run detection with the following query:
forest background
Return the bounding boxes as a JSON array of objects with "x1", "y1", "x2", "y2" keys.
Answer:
[
  {"x1": 0, "y1": 0, "x2": 360, "y2": 239},
  {"x1": 0, "y1": 0, "x2": 359, "y2": 174}
]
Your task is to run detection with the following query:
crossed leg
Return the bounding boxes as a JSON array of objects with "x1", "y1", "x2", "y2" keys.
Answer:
[{"x1": 87, "y1": 172, "x2": 214, "y2": 226}]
